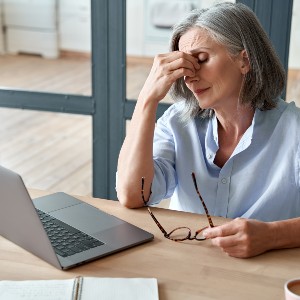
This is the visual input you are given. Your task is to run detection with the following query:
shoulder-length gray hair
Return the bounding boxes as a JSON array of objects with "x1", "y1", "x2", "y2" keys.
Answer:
[{"x1": 169, "y1": 2, "x2": 285, "y2": 121}]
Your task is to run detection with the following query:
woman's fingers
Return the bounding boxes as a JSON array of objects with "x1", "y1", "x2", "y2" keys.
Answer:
[
  {"x1": 203, "y1": 218, "x2": 274, "y2": 258},
  {"x1": 156, "y1": 51, "x2": 200, "y2": 76},
  {"x1": 203, "y1": 221, "x2": 239, "y2": 238},
  {"x1": 140, "y1": 51, "x2": 199, "y2": 102}
]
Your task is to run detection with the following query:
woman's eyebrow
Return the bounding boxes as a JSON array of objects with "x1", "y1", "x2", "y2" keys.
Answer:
[{"x1": 189, "y1": 47, "x2": 211, "y2": 55}]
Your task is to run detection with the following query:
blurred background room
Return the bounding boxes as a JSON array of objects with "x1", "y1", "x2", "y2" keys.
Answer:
[{"x1": 0, "y1": 0, "x2": 298, "y2": 200}]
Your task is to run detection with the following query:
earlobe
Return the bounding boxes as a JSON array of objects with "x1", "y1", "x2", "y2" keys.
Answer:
[
  {"x1": 241, "y1": 66, "x2": 249, "y2": 75},
  {"x1": 240, "y1": 49, "x2": 250, "y2": 74}
]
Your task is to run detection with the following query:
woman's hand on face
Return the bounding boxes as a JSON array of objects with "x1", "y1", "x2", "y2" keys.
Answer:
[
  {"x1": 203, "y1": 218, "x2": 276, "y2": 258},
  {"x1": 139, "y1": 51, "x2": 200, "y2": 104}
]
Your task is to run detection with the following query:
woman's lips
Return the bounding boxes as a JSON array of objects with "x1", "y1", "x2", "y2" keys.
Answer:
[{"x1": 194, "y1": 87, "x2": 210, "y2": 95}]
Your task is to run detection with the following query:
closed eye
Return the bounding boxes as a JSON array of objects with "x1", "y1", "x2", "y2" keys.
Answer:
[
  {"x1": 198, "y1": 53, "x2": 209, "y2": 63},
  {"x1": 198, "y1": 58, "x2": 208, "y2": 63}
]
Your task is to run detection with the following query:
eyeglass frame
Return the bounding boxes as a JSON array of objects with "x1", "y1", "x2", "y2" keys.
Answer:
[{"x1": 141, "y1": 172, "x2": 214, "y2": 242}]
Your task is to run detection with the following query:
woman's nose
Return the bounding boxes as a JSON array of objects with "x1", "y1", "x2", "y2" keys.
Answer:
[{"x1": 185, "y1": 70, "x2": 200, "y2": 84}]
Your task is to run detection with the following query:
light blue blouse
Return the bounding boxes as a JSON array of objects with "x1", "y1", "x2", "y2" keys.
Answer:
[{"x1": 149, "y1": 99, "x2": 300, "y2": 222}]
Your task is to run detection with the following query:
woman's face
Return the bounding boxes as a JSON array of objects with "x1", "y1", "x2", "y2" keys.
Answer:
[{"x1": 178, "y1": 27, "x2": 245, "y2": 112}]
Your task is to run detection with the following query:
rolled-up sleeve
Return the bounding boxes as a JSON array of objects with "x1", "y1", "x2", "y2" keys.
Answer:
[{"x1": 148, "y1": 105, "x2": 179, "y2": 205}]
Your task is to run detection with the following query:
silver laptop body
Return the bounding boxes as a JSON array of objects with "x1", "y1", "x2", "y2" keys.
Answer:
[{"x1": 0, "y1": 166, "x2": 154, "y2": 270}]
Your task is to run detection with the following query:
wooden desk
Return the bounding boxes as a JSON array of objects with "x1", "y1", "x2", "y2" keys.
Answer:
[{"x1": 0, "y1": 190, "x2": 299, "y2": 300}]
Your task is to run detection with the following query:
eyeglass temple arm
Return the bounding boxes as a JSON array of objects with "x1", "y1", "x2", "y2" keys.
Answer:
[
  {"x1": 147, "y1": 207, "x2": 169, "y2": 236},
  {"x1": 141, "y1": 177, "x2": 168, "y2": 236},
  {"x1": 191, "y1": 173, "x2": 214, "y2": 228}
]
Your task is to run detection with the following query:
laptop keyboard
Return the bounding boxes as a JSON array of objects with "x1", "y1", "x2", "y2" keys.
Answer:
[{"x1": 36, "y1": 209, "x2": 104, "y2": 257}]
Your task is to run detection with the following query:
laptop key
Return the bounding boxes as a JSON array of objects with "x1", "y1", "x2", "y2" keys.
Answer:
[{"x1": 54, "y1": 248, "x2": 69, "y2": 257}]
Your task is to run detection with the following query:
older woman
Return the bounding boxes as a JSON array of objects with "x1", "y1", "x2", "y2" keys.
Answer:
[{"x1": 117, "y1": 2, "x2": 300, "y2": 258}]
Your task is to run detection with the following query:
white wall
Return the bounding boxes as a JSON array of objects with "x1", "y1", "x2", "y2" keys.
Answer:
[
  {"x1": 289, "y1": 0, "x2": 300, "y2": 69},
  {"x1": 126, "y1": 0, "x2": 145, "y2": 56},
  {"x1": 0, "y1": 0, "x2": 91, "y2": 57},
  {"x1": 127, "y1": 0, "x2": 233, "y2": 57}
]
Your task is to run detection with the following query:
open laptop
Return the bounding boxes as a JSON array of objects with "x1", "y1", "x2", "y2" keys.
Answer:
[{"x1": 0, "y1": 166, "x2": 154, "y2": 270}]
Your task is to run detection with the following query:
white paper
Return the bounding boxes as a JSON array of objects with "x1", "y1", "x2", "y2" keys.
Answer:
[
  {"x1": 0, "y1": 277, "x2": 159, "y2": 300},
  {"x1": 0, "y1": 279, "x2": 75, "y2": 300},
  {"x1": 80, "y1": 278, "x2": 159, "y2": 300}
]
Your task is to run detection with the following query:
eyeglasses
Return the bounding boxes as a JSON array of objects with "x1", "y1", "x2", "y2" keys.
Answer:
[{"x1": 141, "y1": 172, "x2": 214, "y2": 241}]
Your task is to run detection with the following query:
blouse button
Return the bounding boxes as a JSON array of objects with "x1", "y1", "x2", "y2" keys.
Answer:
[{"x1": 221, "y1": 178, "x2": 227, "y2": 184}]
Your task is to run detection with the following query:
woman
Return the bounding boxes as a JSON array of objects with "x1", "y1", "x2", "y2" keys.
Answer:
[{"x1": 117, "y1": 2, "x2": 300, "y2": 258}]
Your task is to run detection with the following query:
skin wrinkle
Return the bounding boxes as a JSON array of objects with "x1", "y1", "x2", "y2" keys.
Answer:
[
  {"x1": 179, "y1": 28, "x2": 243, "y2": 110},
  {"x1": 178, "y1": 27, "x2": 211, "y2": 54}
]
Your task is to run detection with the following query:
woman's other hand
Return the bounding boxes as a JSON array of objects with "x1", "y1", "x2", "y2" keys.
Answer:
[
  {"x1": 139, "y1": 51, "x2": 200, "y2": 103},
  {"x1": 203, "y1": 218, "x2": 277, "y2": 258}
]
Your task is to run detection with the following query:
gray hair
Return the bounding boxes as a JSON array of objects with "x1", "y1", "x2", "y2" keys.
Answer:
[{"x1": 169, "y1": 2, "x2": 285, "y2": 121}]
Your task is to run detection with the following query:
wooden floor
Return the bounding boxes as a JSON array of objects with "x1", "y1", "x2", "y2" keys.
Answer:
[
  {"x1": 0, "y1": 108, "x2": 92, "y2": 196},
  {"x1": 0, "y1": 53, "x2": 299, "y2": 197}
]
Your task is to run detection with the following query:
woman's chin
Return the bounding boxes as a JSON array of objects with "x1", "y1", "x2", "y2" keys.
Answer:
[{"x1": 196, "y1": 99, "x2": 213, "y2": 110}]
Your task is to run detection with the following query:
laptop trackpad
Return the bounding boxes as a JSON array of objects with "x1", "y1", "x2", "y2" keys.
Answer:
[
  {"x1": 93, "y1": 223, "x2": 149, "y2": 248},
  {"x1": 50, "y1": 203, "x2": 124, "y2": 234}
]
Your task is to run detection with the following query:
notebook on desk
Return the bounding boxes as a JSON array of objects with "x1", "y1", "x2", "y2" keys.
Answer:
[{"x1": 0, "y1": 165, "x2": 154, "y2": 270}]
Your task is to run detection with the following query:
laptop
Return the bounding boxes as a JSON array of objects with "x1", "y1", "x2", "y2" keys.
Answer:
[{"x1": 0, "y1": 166, "x2": 154, "y2": 270}]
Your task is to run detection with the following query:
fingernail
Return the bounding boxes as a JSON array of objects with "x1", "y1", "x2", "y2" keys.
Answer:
[{"x1": 202, "y1": 230, "x2": 208, "y2": 237}]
